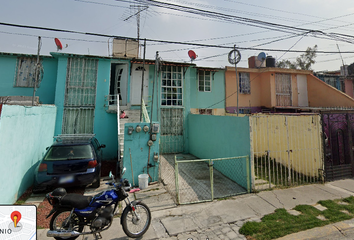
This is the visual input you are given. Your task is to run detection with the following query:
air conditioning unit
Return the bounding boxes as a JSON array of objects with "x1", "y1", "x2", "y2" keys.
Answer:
[{"x1": 112, "y1": 38, "x2": 139, "y2": 58}]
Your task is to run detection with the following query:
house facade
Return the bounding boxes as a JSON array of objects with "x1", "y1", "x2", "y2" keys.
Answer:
[
  {"x1": 0, "y1": 51, "x2": 226, "y2": 158},
  {"x1": 225, "y1": 62, "x2": 354, "y2": 114}
]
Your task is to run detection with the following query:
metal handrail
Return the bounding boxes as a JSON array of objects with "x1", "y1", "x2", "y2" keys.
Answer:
[{"x1": 141, "y1": 99, "x2": 150, "y2": 123}]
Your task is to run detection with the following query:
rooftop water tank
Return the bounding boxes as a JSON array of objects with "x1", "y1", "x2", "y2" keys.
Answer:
[{"x1": 266, "y1": 56, "x2": 276, "y2": 68}]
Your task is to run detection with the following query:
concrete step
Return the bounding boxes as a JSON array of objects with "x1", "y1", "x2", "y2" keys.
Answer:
[{"x1": 255, "y1": 183, "x2": 275, "y2": 190}]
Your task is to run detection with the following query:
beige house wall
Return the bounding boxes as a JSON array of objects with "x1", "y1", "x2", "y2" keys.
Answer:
[
  {"x1": 226, "y1": 67, "x2": 354, "y2": 109},
  {"x1": 307, "y1": 75, "x2": 354, "y2": 107}
]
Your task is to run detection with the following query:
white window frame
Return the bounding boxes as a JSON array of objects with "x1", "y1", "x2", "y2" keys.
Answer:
[
  {"x1": 198, "y1": 70, "x2": 212, "y2": 92},
  {"x1": 161, "y1": 65, "x2": 183, "y2": 106},
  {"x1": 239, "y1": 72, "x2": 250, "y2": 94}
]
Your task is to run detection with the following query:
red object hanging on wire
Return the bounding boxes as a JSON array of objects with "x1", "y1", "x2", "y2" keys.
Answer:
[{"x1": 55, "y1": 38, "x2": 63, "y2": 50}]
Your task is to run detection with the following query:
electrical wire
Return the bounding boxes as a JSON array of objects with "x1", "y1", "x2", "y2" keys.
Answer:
[{"x1": 2, "y1": 21, "x2": 354, "y2": 54}]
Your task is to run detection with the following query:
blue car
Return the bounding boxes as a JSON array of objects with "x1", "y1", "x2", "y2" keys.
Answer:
[{"x1": 33, "y1": 135, "x2": 106, "y2": 193}]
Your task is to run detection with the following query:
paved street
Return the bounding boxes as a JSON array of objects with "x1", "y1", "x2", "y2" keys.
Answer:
[{"x1": 34, "y1": 178, "x2": 354, "y2": 240}]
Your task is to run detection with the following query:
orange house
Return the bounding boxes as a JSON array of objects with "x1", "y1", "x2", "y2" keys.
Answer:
[{"x1": 225, "y1": 64, "x2": 354, "y2": 113}]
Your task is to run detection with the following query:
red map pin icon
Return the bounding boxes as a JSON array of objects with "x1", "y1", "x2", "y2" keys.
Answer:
[{"x1": 11, "y1": 211, "x2": 21, "y2": 227}]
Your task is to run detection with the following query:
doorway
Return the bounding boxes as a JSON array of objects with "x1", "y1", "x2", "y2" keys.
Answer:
[{"x1": 110, "y1": 63, "x2": 128, "y2": 106}]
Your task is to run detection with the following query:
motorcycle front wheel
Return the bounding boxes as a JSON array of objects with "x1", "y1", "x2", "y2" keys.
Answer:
[
  {"x1": 49, "y1": 209, "x2": 84, "y2": 240},
  {"x1": 121, "y1": 202, "x2": 151, "y2": 238}
]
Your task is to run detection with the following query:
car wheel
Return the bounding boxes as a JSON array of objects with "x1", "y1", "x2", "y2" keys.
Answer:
[{"x1": 91, "y1": 176, "x2": 100, "y2": 188}]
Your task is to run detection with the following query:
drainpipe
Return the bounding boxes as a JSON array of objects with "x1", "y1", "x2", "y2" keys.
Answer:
[
  {"x1": 139, "y1": 39, "x2": 146, "y2": 122},
  {"x1": 146, "y1": 52, "x2": 159, "y2": 182}
]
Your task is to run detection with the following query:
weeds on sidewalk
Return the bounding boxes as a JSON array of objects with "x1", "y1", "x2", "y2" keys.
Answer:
[{"x1": 240, "y1": 196, "x2": 354, "y2": 240}]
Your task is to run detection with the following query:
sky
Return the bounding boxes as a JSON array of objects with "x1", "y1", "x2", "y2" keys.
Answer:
[{"x1": 1, "y1": 0, "x2": 354, "y2": 71}]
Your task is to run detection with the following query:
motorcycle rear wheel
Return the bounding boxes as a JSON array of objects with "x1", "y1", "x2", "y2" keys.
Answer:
[
  {"x1": 121, "y1": 202, "x2": 151, "y2": 238},
  {"x1": 49, "y1": 209, "x2": 84, "y2": 240}
]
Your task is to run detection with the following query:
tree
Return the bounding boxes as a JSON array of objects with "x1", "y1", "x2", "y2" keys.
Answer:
[{"x1": 276, "y1": 45, "x2": 318, "y2": 70}]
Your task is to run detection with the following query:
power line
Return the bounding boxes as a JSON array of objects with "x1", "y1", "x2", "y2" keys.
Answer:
[
  {"x1": 221, "y1": 0, "x2": 354, "y2": 25},
  {"x1": 163, "y1": 0, "x2": 354, "y2": 31},
  {"x1": 122, "y1": 0, "x2": 354, "y2": 47},
  {"x1": 122, "y1": 0, "x2": 319, "y2": 35},
  {"x1": 2, "y1": 21, "x2": 354, "y2": 54}
]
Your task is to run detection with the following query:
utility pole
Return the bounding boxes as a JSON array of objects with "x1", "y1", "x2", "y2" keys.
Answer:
[{"x1": 32, "y1": 36, "x2": 41, "y2": 106}]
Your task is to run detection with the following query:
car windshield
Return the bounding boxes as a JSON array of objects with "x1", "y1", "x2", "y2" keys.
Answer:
[{"x1": 44, "y1": 145, "x2": 94, "y2": 161}]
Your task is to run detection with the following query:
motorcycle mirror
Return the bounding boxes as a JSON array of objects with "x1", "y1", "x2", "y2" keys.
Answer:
[{"x1": 122, "y1": 167, "x2": 126, "y2": 176}]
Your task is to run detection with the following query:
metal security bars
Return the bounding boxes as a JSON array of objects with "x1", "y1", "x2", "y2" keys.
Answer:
[
  {"x1": 160, "y1": 108, "x2": 184, "y2": 153},
  {"x1": 160, "y1": 155, "x2": 250, "y2": 205},
  {"x1": 62, "y1": 58, "x2": 98, "y2": 134},
  {"x1": 239, "y1": 72, "x2": 250, "y2": 94},
  {"x1": 275, "y1": 73, "x2": 292, "y2": 106},
  {"x1": 14, "y1": 57, "x2": 43, "y2": 87},
  {"x1": 251, "y1": 114, "x2": 323, "y2": 191}
]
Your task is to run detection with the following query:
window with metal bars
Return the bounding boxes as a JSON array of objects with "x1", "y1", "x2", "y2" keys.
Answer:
[
  {"x1": 161, "y1": 65, "x2": 183, "y2": 106},
  {"x1": 239, "y1": 72, "x2": 250, "y2": 94},
  {"x1": 198, "y1": 70, "x2": 211, "y2": 92},
  {"x1": 160, "y1": 108, "x2": 183, "y2": 135},
  {"x1": 62, "y1": 58, "x2": 98, "y2": 134},
  {"x1": 14, "y1": 57, "x2": 42, "y2": 87},
  {"x1": 275, "y1": 73, "x2": 292, "y2": 106}
]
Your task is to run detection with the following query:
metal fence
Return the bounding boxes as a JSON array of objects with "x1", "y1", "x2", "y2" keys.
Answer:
[
  {"x1": 251, "y1": 114, "x2": 324, "y2": 191},
  {"x1": 160, "y1": 154, "x2": 250, "y2": 205}
]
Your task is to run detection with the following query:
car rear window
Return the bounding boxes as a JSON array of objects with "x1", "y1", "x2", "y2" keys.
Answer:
[{"x1": 44, "y1": 145, "x2": 94, "y2": 161}]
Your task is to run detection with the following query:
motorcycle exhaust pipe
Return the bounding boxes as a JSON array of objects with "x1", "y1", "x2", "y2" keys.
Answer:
[{"x1": 47, "y1": 230, "x2": 81, "y2": 238}]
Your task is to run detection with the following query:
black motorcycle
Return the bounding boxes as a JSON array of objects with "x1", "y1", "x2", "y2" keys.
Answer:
[{"x1": 45, "y1": 168, "x2": 151, "y2": 239}]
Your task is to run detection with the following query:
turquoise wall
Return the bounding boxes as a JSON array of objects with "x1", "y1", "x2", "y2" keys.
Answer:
[
  {"x1": 189, "y1": 68, "x2": 225, "y2": 109},
  {"x1": 149, "y1": 65, "x2": 225, "y2": 154},
  {"x1": 0, "y1": 105, "x2": 56, "y2": 204},
  {"x1": 52, "y1": 55, "x2": 131, "y2": 160},
  {"x1": 0, "y1": 54, "x2": 58, "y2": 104},
  {"x1": 188, "y1": 114, "x2": 251, "y2": 190},
  {"x1": 123, "y1": 122, "x2": 160, "y2": 187},
  {"x1": 94, "y1": 59, "x2": 118, "y2": 160}
]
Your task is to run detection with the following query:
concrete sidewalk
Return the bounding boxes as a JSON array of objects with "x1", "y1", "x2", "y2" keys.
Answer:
[{"x1": 37, "y1": 179, "x2": 354, "y2": 240}]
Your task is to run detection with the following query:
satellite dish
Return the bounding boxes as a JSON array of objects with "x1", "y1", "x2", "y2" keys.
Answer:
[
  {"x1": 55, "y1": 38, "x2": 63, "y2": 51},
  {"x1": 188, "y1": 50, "x2": 197, "y2": 61},
  {"x1": 257, "y1": 52, "x2": 266, "y2": 61}
]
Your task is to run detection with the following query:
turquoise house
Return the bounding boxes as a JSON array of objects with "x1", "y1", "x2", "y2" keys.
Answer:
[
  {"x1": 0, "y1": 51, "x2": 227, "y2": 185},
  {"x1": 0, "y1": 52, "x2": 58, "y2": 104},
  {"x1": 0, "y1": 51, "x2": 227, "y2": 156}
]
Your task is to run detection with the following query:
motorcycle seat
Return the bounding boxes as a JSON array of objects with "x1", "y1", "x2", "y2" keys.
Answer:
[{"x1": 61, "y1": 194, "x2": 93, "y2": 209}]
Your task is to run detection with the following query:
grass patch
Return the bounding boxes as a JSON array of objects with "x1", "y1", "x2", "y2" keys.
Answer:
[{"x1": 239, "y1": 196, "x2": 354, "y2": 240}]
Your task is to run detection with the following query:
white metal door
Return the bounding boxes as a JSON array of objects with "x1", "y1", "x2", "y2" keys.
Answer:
[
  {"x1": 297, "y1": 75, "x2": 308, "y2": 107},
  {"x1": 131, "y1": 64, "x2": 149, "y2": 105}
]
